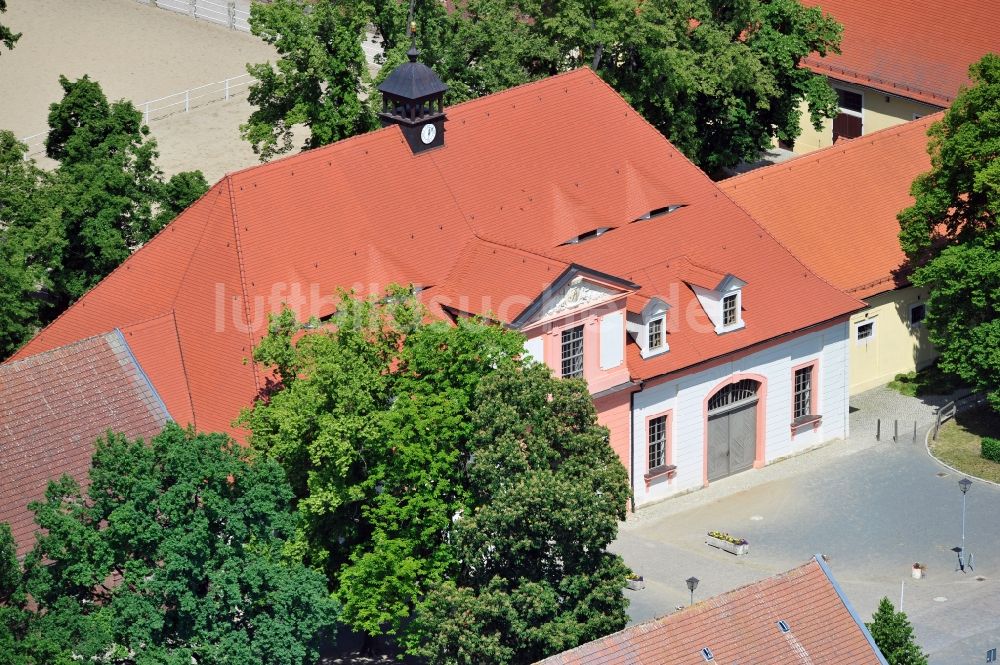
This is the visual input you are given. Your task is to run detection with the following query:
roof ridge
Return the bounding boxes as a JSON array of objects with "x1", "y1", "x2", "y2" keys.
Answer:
[
  {"x1": 222, "y1": 70, "x2": 593, "y2": 183},
  {"x1": 110, "y1": 328, "x2": 172, "y2": 424},
  {"x1": 224, "y1": 174, "x2": 261, "y2": 397},
  {"x1": 168, "y1": 308, "x2": 198, "y2": 429},
  {"x1": 815, "y1": 554, "x2": 890, "y2": 664},
  {"x1": 720, "y1": 113, "x2": 941, "y2": 188}
]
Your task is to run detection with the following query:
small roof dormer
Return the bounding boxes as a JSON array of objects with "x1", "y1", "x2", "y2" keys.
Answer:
[
  {"x1": 378, "y1": 34, "x2": 448, "y2": 154},
  {"x1": 626, "y1": 296, "x2": 671, "y2": 359},
  {"x1": 676, "y1": 258, "x2": 746, "y2": 334}
]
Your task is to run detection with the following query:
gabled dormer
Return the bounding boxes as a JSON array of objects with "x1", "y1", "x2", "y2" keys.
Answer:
[
  {"x1": 627, "y1": 296, "x2": 671, "y2": 358},
  {"x1": 679, "y1": 259, "x2": 747, "y2": 334}
]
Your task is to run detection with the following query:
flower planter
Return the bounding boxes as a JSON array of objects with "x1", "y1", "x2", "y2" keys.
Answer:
[
  {"x1": 912, "y1": 563, "x2": 924, "y2": 579},
  {"x1": 626, "y1": 576, "x2": 646, "y2": 591},
  {"x1": 706, "y1": 534, "x2": 749, "y2": 556}
]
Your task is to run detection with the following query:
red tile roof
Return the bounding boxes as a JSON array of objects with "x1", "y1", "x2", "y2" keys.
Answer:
[
  {"x1": 720, "y1": 115, "x2": 939, "y2": 299},
  {"x1": 0, "y1": 332, "x2": 169, "y2": 555},
  {"x1": 10, "y1": 68, "x2": 861, "y2": 436},
  {"x1": 802, "y1": 0, "x2": 996, "y2": 106},
  {"x1": 537, "y1": 557, "x2": 887, "y2": 665}
]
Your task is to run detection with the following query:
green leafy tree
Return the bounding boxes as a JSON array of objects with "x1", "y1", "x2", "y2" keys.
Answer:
[
  {"x1": 242, "y1": 0, "x2": 377, "y2": 159},
  {"x1": 0, "y1": 131, "x2": 63, "y2": 358},
  {"x1": 243, "y1": 289, "x2": 631, "y2": 658},
  {"x1": 47, "y1": 76, "x2": 169, "y2": 303},
  {"x1": 0, "y1": 0, "x2": 20, "y2": 53},
  {"x1": 866, "y1": 598, "x2": 928, "y2": 665},
  {"x1": 407, "y1": 362, "x2": 631, "y2": 664},
  {"x1": 898, "y1": 54, "x2": 1000, "y2": 409},
  {"x1": 42, "y1": 75, "x2": 209, "y2": 311},
  {"x1": 243, "y1": 0, "x2": 840, "y2": 173},
  {"x1": 7, "y1": 425, "x2": 337, "y2": 664}
]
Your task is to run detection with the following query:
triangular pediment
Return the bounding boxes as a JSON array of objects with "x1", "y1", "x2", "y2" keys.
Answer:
[{"x1": 512, "y1": 265, "x2": 639, "y2": 329}]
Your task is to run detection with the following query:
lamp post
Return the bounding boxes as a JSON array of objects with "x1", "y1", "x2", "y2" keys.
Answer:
[
  {"x1": 958, "y1": 478, "x2": 972, "y2": 572},
  {"x1": 686, "y1": 576, "x2": 699, "y2": 606}
]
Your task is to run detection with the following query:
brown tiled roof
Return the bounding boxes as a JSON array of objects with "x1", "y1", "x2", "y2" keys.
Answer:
[
  {"x1": 537, "y1": 557, "x2": 887, "y2": 665},
  {"x1": 720, "y1": 115, "x2": 939, "y2": 299},
  {"x1": 10, "y1": 68, "x2": 861, "y2": 437},
  {"x1": 801, "y1": 0, "x2": 996, "y2": 106},
  {"x1": 0, "y1": 332, "x2": 169, "y2": 555}
]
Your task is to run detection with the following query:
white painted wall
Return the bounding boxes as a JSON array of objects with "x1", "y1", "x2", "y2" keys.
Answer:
[{"x1": 631, "y1": 322, "x2": 850, "y2": 507}]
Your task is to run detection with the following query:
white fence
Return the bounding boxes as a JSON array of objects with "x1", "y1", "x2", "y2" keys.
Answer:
[
  {"x1": 19, "y1": 73, "x2": 253, "y2": 157},
  {"x1": 137, "y1": 0, "x2": 253, "y2": 32}
]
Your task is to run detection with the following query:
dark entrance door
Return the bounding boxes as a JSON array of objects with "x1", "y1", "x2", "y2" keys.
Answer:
[{"x1": 707, "y1": 380, "x2": 759, "y2": 482}]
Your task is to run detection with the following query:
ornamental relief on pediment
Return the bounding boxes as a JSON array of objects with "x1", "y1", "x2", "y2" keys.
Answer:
[{"x1": 541, "y1": 279, "x2": 620, "y2": 319}]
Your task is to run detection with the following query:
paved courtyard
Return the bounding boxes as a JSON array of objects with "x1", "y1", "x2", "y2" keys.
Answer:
[{"x1": 613, "y1": 386, "x2": 1000, "y2": 664}]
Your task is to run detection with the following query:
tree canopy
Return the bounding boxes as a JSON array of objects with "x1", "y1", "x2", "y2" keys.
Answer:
[
  {"x1": 243, "y1": 0, "x2": 841, "y2": 174},
  {"x1": 898, "y1": 54, "x2": 1000, "y2": 409},
  {"x1": 866, "y1": 597, "x2": 928, "y2": 665},
  {"x1": 0, "y1": 0, "x2": 20, "y2": 54},
  {"x1": 242, "y1": 288, "x2": 631, "y2": 660},
  {"x1": 0, "y1": 76, "x2": 209, "y2": 358},
  {"x1": 1, "y1": 425, "x2": 338, "y2": 664}
]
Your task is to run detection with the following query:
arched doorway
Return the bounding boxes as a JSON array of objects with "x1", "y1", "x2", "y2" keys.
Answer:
[{"x1": 706, "y1": 379, "x2": 761, "y2": 481}]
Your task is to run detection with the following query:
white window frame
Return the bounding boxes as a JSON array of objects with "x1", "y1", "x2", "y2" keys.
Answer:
[
  {"x1": 793, "y1": 366, "x2": 813, "y2": 420},
  {"x1": 855, "y1": 319, "x2": 876, "y2": 345},
  {"x1": 908, "y1": 302, "x2": 927, "y2": 328},
  {"x1": 648, "y1": 415, "x2": 667, "y2": 471},
  {"x1": 560, "y1": 325, "x2": 585, "y2": 378},
  {"x1": 647, "y1": 315, "x2": 666, "y2": 351},
  {"x1": 722, "y1": 293, "x2": 738, "y2": 327}
]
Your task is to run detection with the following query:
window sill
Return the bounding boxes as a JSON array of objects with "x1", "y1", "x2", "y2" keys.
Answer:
[
  {"x1": 644, "y1": 465, "x2": 676, "y2": 484},
  {"x1": 791, "y1": 414, "x2": 822, "y2": 434}
]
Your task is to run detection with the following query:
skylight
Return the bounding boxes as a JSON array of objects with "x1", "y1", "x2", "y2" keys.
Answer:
[
  {"x1": 777, "y1": 620, "x2": 791, "y2": 633},
  {"x1": 560, "y1": 226, "x2": 614, "y2": 246},
  {"x1": 701, "y1": 647, "x2": 715, "y2": 661},
  {"x1": 633, "y1": 204, "x2": 686, "y2": 222}
]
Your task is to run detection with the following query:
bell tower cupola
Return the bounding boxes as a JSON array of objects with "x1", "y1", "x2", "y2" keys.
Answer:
[{"x1": 377, "y1": 22, "x2": 448, "y2": 154}]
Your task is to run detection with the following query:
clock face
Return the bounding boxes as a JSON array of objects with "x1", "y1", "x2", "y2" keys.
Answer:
[{"x1": 420, "y1": 123, "x2": 437, "y2": 145}]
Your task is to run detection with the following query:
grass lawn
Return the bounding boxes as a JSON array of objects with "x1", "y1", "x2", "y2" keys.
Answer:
[
  {"x1": 930, "y1": 407, "x2": 1000, "y2": 483},
  {"x1": 888, "y1": 364, "x2": 968, "y2": 397}
]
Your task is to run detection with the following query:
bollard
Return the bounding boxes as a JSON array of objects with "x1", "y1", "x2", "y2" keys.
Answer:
[
  {"x1": 876, "y1": 418, "x2": 881, "y2": 441},
  {"x1": 893, "y1": 419, "x2": 899, "y2": 443},
  {"x1": 912, "y1": 421, "x2": 917, "y2": 443}
]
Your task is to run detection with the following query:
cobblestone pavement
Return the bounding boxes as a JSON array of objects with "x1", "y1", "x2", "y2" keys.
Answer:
[{"x1": 612, "y1": 386, "x2": 1000, "y2": 665}]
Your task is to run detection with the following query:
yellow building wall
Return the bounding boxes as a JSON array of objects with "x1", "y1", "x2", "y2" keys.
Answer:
[
  {"x1": 792, "y1": 82, "x2": 941, "y2": 155},
  {"x1": 849, "y1": 286, "x2": 937, "y2": 395}
]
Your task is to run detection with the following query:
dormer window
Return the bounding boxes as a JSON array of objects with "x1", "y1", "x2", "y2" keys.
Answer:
[
  {"x1": 648, "y1": 316, "x2": 665, "y2": 350},
  {"x1": 680, "y1": 261, "x2": 746, "y2": 334},
  {"x1": 722, "y1": 294, "x2": 738, "y2": 327},
  {"x1": 626, "y1": 297, "x2": 670, "y2": 359}
]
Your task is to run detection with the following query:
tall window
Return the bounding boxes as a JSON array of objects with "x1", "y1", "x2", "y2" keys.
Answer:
[
  {"x1": 648, "y1": 317, "x2": 664, "y2": 350},
  {"x1": 833, "y1": 88, "x2": 863, "y2": 141},
  {"x1": 561, "y1": 325, "x2": 584, "y2": 378},
  {"x1": 794, "y1": 367, "x2": 813, "y2": 419},
  {"x1": 722, "y1": 294, "x2": 738, "y2": 327},
  {"x1": 648, "y1": 415, "x2": 667, "y2": 470}
]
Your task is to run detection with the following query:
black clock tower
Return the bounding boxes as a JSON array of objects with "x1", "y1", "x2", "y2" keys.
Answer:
[{"x1": 377, "y1": 41, "x2": 448, "y2": 154}]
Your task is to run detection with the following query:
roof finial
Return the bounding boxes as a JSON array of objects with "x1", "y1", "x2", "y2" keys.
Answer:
[{"x1": 407, "y1": 0, "x2": 418, "y2": 62}]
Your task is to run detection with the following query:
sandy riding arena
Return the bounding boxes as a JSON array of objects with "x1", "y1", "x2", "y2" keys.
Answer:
[{"x1": 0, "y1": 0, "x2": 279, "y2": 182}]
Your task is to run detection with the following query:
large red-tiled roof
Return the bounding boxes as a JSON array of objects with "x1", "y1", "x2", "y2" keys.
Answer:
[
  {"x1": 0, "y1": 332, "x2": 169, "y2": 555},
  {"x1": 10, "y1": 68, "x2": 861, "y2": 435},
  {"x1": 537, "y1": 557, "x2": 887, "y2": 665},
  {"x1": 802, "y1": 0, "x2": 996, "y2": 106},
  {"x1": 720, "y1": 115, "x2": 938, "y2": 299}
]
